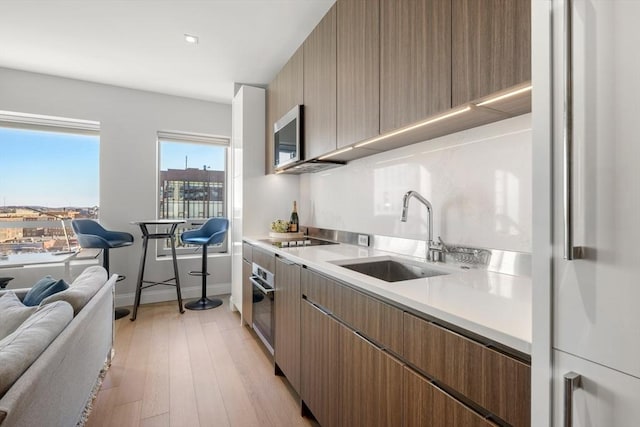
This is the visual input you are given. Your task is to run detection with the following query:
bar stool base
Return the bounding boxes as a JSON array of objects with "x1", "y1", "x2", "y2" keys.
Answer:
[
  {"x1": 185, "y1": 297, "x2": 223, "y2": 311},
  {"x1": 115, "y1": 307, "x2": 130, "y2": 320}
]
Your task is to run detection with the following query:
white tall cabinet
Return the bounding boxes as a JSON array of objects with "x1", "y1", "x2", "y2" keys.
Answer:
[
  {"x1": 533, "y1": 1, "x2": 640, "y2": 425},
  {"x1": 230, "y1": 85, "x2": 300, "y2": 317}
]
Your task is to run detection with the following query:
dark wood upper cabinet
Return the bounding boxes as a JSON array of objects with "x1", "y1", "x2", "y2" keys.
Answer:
[
  {"x1": 265, "y1": 47, "x2": 303, "y2": 174},
  {"x1": 336, "y1": 0, "x2": 380, "y2": 148},
  {"x1": 380, "y1": 0, "x2": 452, "y2": 133},
  {"x1": 274, "y1": 257, "x2": 301, "y2": 393},
  {"x1": 452, "y1": 0, "x2": 531, "y2": 106},
  {"x1": 303, "y1": 4, "x2": 337, "y2": 160}
]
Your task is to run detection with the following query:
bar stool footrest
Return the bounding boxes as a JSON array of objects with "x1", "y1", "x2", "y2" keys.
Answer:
[{"x1": 188, "y1": 270, "x2": 210, "y2": 277}]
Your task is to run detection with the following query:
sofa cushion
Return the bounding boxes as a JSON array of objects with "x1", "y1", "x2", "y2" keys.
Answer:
[
  {"x1": 40, "y1": 266, "x2": 108, "y2": 315},
  {"x1": 0, "y1": 291, "x2": 38, "y2": 340},
  {"x1": 22, "y1": 276, "x2": 69, "y2": 307},
  {"x1": 0, "y1": 301, "x2": 73, "y2": 397}
]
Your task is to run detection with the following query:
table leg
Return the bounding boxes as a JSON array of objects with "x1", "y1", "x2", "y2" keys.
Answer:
[
  {"x1": 170, "y1": 234, "x2": 184, "y2": 313},
  {"x1": 131, "y1": 234, "x2": 148, "y2": 321}
]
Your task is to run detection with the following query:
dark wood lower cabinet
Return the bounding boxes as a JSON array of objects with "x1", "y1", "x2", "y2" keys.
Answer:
[
  {"x1": 403, "y1": 312, "x2": 530, "y2": 426},
  {"x1": 241, "y1": 259, "x2": 252, "y2": 327},
  {"x1": 275, "y1": 257, "x2": 301, "y2": 392},
  {"x1": 297, "y1": 268, "x2": 530, "y2": 427},
  {"x1": 301, "y1": 300, "x2": 341, "y2": 427},
  {"x1": 404, "y1": 367, "x2": 497, "y2": 427},
  {"x1": 341, "y1": 327, "x2": 403, "y2": 426}
]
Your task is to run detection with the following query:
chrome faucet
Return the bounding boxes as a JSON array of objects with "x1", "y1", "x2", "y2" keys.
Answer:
[{"x1": 400, "y1": 190, "x2": 437, "y2": 261}]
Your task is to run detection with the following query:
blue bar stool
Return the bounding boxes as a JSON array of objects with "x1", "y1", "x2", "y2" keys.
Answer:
[
  {"x1": 72, "y1": 219, "x2": 134, "y2": 319},
  {"x1": 181, "y1": 217, "x2": 229, "y2": 310}
]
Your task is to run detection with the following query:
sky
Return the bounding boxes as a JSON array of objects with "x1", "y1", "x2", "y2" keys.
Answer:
[
  {"x1": 0, "y1": 127, "x2": 99, "y2": 207},
  {"x1": 160, "y1": 140, "x2": 225, "y2": 172},
  {"x1": 0, "y1": 127, "x2": 226, "y2": 208}
]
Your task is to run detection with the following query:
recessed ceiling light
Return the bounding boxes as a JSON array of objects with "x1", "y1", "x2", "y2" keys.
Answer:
[{"x1": 184, "y1": 34, "x2": 199, "y2": 44}]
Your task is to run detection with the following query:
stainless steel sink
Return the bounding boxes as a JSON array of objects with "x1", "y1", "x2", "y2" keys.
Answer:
[{"x1": 333, "y1": 257, "x2": 450, "y2": 282}]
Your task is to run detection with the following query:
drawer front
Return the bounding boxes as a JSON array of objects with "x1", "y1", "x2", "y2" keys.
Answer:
[
  {"x1": 242, "y1": 243, "x2": 253, "y2": 262},
  {"x1": 403, "y1": 313, "x2": 530, "y2": 426},
  {"x1": 335, "y1": 285, "x2": 403, "y2": 355},
  {"x1": 252, "y1": 247, "x2": 275, "y2": 274},
  {"x1": 301, "y1": 268, "x2": 340, "y2": 312},
  {"x1": 404, "y1": 367, "x2": 498, "y2": 427}
]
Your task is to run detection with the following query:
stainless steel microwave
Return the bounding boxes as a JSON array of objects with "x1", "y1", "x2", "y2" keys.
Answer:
[{"x1": 274, "y1": 105, "x2": 303, "y2": 170}]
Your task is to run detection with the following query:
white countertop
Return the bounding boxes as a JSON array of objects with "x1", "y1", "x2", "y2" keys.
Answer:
[{"x1": 244, "y1": 237, "x2": 532, "y2": 355}]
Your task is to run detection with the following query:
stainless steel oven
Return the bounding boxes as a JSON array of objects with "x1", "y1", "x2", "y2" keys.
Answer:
[{"x1": 250, "y1": 262, "x2": 275, "y2": 354}]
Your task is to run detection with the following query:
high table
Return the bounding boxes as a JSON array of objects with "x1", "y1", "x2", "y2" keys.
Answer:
[{"x1": 130, "y1": 219, "x2": 185, "y2": 320}]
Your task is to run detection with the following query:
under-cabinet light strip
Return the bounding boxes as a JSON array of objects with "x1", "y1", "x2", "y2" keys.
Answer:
[
  {"x1": 354, "y1": 106, "x2": 472, "y2": 149},
  {"x1": 475, "y1": 85, "x2": 532, "y2": 107},
  {"x1": 318, "y1": 146, "x2": 353, "y2": 160}
]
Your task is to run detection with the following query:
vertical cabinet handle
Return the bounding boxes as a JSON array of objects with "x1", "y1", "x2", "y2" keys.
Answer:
[
  {"x1": 564, "y1": 371, "x2": 582, "y2": 427},
  {"x1": 563, "y1": 0, "x2": 583, "y2": 260}
]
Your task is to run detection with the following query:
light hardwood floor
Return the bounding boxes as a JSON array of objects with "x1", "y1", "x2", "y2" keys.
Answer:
[{"x1": 87, "y1": 297, "x2": 316, "y2": 427}]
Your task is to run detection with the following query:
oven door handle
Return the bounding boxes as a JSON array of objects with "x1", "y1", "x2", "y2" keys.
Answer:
[{"x1": 250, "y1": 276, "x2": 274, "y2": 294}]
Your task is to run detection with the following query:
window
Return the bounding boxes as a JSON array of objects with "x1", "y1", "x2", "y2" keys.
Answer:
[
  {"x1": 157, "y1": 131, "x2": 229, "y2": 257},
  {"x1": 0, "y1": 111, "x2": 100, "y2": 255}
]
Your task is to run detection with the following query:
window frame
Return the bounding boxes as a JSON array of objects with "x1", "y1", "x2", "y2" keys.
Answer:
[
  {"x1": 156, "y1": 131, "x2": 230, "y2": 259},
  {"x1": 0, "y1": 110, "x2": 100, "y2": 254}
]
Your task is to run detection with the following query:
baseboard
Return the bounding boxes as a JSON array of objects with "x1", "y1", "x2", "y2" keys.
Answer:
[{"x1": 115, "y1": 282, "x2": 231, "y2": 308}]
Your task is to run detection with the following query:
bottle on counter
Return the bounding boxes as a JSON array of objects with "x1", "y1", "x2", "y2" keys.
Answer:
[{"x1": 289, "y1": 201, "x2": 299, "y2": 233}]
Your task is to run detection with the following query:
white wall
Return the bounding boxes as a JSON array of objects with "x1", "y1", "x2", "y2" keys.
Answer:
[
  {"x1": 300, "y1": 114, "x2": 532, "y2": 253},
  {"x1": 0, "y1": 67, "x2": 232, "y2": 307}
]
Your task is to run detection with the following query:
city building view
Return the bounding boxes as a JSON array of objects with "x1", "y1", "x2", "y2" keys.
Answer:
[
  {"x1": 0, "y1": 206, "x2": 98, "y2": 254},
  {"x1": 159, "y1": 167, "x2": 225, "y2": 220}
]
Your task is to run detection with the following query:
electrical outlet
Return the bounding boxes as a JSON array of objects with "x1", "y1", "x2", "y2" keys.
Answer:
[{"x1": 357, "y1": 234, "x2": 370, "y2": 247}]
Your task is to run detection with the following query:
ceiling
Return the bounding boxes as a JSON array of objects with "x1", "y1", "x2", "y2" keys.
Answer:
[{"x1": 0, "y1": 0, "x2": 335, "y2": 104}]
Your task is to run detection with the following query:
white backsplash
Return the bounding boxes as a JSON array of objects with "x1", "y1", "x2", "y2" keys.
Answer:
[{"x1": 299, "y1": 114, "x2": 532, "y2": 253}]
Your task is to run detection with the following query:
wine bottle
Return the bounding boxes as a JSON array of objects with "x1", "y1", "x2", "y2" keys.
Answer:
[{"x1": 289, "y1": 201, "x2": 299, "y2": 233}]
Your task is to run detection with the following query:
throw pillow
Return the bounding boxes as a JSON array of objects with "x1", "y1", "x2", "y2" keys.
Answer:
[
  {"x1": 0, "y1": 291, "x2": 38, "y2": 340},
  {"x1": 0, "y1": 300, "x2": 73, "y2": 397},
  {"x1": 22, "y1": 276, "x2": 69, "y2": 307},
  {"x1": 40, "y1": 266, "x2": 108, "y2": 315}
]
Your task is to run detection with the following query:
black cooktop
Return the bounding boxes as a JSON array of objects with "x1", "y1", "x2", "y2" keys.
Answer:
[{"x1": 259, "y1": 237, "x2": 338, "y2": 248}]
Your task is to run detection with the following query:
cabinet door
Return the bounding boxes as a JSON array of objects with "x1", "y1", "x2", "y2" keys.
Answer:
[
  {"x1": 274, "y1": 257, "x2": 301, "y2": 392},
  {"x1": 277, "y1": 47, "x2": 304, "y2": 119},
  {"x1": 266, "y1": 47, "x2": 303, "y2": 174},
  {"x1": 336, "y1": 0, "x2": 379, "y2": 148},
  {"x1": 242, "y1": 259, "x2": 252, "y2": 326},
  {"x1": 404, "y1": 313, "x2": 530, "y2": 427},
  {"x1": 300, "y1": 267, "x2": 339, "y2": 312},
  {"x1": 380, "y1": 0, "x2": 451, "y2": 133},
  {"x1": 451, "y1": 0, "x2": 531, "y2": 106},
  {"x1": 341, "y1": 327, "x2": 403, "y2": 427},
  {"x1": 336, "y1": 284, "x2": 403, "y2": 356},
  {"x1": 404, "y1": 367, "x2": 497, "y2": 427},
  {"x1": 252, "y1": 247, "x2": 275, "y2": 275},
  {"x1": 301, "y1": 300, "x2": 341, "y2": 427},
  {"x1": 265, "y1": 80, "x2": 277, "y2": 174},
  {"x1": 553, "y1": 350, "x2": 640, "y2": 427},
  {"x1": 303, "y1": 4, "x2": 337, "y2": 159},
  {"x1": 551, "y1": 0, "x2": 640, "y2": 378}
]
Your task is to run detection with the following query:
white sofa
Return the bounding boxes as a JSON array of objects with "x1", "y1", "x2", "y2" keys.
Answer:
[{"x1": 0, "y1": 266, "x2": 116, "y2": 427}]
